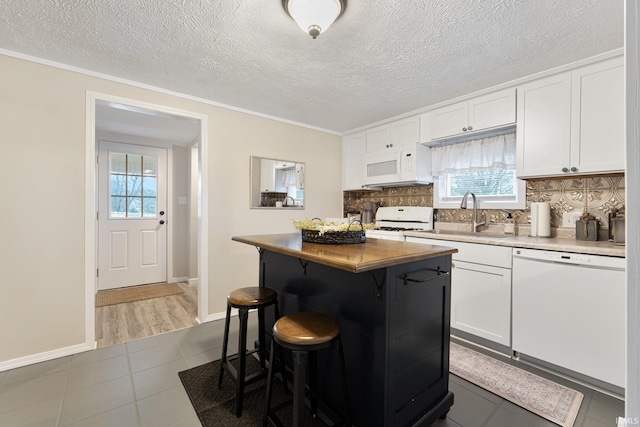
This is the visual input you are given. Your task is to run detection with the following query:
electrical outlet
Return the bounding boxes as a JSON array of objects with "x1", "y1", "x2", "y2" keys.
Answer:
[{"x1": 562, "y1": 211, "x2": 583, "y2": 228}]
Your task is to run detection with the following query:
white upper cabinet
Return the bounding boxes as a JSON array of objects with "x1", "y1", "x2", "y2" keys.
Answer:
[
  {"x1": 365, "y1": 124, "x2": 392, "y2": 156},
  {"x1": 365, "y1": 116, "x2": 420, "y2": 157},
  {"x1": 516, "y1": 72, "x2": 572, "y2": 177},
  {"x1": 428, "y1": 88, "x2": 516, "y2": 141},
  {"x1": 342, "y1": 132, "x2": 367, "y2": 191},
  {"x1": 517, "y1": 56, "x2": 624, "y2": 178},
  {"x1": 390, "y1": 116, "x2": 420, "y2": 147},
  {"x1": 260, "y1": 158, "x2": 277, "y2": 191},
  {"x1": 570, "y1": 57, "x2": 625, "y2": 175}
]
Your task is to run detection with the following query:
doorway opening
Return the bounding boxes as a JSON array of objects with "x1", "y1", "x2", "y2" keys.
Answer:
[{"x1": 85, "y1": 93, "x2": 209, "y2": 348}]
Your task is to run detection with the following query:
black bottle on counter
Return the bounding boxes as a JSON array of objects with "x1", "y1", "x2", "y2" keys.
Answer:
[{"x1": 608, "y1": 208, "x2": 618, "y2": 241}]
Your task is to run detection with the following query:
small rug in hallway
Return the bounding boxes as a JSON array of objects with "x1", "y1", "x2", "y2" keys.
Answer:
[
  {"x1": 449, "y1": 342, "x2": 583, "y2": 427},
  {"x1": 95, "y1": 282, "x2": 184, "y2": 307},
  {"x1": 179, "y1": 357, "x2": 326, "y2": 427}
]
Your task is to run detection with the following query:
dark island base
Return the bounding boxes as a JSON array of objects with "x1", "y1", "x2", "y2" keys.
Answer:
[{"x1": 258, "y1": 249, "x2": 454, "y2": 426}]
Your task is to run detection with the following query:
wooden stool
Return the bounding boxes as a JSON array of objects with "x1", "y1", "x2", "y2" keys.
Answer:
[
  {"x1": 218, "y1": 286, "x2": 279, "y2": 417},
  {"x1": 264, "y1": 312, "x2": 350, "y2": 427}
]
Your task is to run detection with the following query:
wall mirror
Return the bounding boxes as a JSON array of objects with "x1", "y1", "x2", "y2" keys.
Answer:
[{"x1": 250, "y1": 156, "x2": 305, "y2": 209}]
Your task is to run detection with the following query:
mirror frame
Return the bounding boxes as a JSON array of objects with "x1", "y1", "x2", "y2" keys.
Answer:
[{"x1": 250, "y1": 156, "x2": 305, "y2": 209}]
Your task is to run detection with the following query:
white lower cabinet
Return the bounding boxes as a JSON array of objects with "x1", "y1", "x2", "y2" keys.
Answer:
[
  {"x1": 449, "y1": 260, "x2": 511, "y2": 347},
  {"x1": 405, "y1": 237, "x2": 512, "y2": 347}
]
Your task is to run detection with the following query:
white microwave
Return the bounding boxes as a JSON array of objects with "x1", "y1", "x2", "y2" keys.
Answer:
[{"x1": 363, "y1": 144, "x2": 432, "y2": 186}]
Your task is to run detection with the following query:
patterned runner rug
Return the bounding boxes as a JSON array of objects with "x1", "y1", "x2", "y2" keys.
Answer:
[
  {"x1": 95, "y1": 282, "x2": 184, "y2": 307},
  {"x1": 450, "y1": 342, "x2": 583, "y2": 427}
]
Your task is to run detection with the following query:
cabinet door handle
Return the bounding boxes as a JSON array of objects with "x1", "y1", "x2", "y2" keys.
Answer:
[
  {"x1": 571, "y1": 167, "x2": 578, "y2": 172},
  {"x1": 562, "y1": 167, "x2": 569, "y2": 173},
  {"x1": 468, "y1": 125, "x2": 473, "y2": 131},
  {"x1": 462, "y1": 127, "x2": 468, "y2": 132}
]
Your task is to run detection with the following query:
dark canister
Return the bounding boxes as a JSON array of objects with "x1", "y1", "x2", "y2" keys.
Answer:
[
  {"x1": 576, "y1": 213, "x2": 599, "y2": 241},
  {"x1": 612, "y1": 210, "x2": 625, "y2": 245}
]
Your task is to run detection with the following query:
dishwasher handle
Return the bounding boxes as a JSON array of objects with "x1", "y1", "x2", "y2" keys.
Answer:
[{"x1": 513, "y1": 248, "x2": 625, "y2": 269}]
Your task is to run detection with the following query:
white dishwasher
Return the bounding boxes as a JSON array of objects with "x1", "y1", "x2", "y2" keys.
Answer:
[{"x1": 512, "y1": 248, "x2": 625, "y2": 389}]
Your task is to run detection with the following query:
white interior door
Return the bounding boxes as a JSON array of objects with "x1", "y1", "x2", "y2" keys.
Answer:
[{"x1": 98, "y1": 141, "x2": 167, "y2": 290}]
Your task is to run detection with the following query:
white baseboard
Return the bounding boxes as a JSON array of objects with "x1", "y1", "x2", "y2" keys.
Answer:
[
  {"x1": 171, "y1": 276, "x2": 190, "y2": 283},
  {"x1": 0, "y1": 342, "x2": 95, "y2": 373},
  {"x1": 188, "y1": 277, "x2": 199, "y2": 286}
]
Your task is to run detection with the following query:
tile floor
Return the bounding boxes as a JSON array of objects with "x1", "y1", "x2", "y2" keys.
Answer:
[{"x1": 0, "y1": 317, "x2": 624, "y2": 427}]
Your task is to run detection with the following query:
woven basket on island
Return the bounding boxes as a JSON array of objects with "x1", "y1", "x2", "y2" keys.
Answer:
[{"x1": 293, "y1": 218, "x2": 377, "y2": 244}]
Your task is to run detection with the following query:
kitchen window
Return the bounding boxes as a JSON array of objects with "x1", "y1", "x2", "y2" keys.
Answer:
[{"x1": 432, "y1": 132, "x2": 526, "y2": 209}]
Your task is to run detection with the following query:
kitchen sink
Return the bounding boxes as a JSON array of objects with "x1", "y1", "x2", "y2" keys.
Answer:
[{"x1": 424, "y1": 230, "x2": 515, "y2": 239}]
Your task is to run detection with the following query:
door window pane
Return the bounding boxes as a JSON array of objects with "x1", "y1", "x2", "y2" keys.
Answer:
[
  {"x1": 111, "y1": 153, "x2": 127, "y2": 174},
  {"x1": 142, "y1": 177, "x2": 157, "y2": 196},
  {"x1": 111, "y1": 197, "x2": 127, "y2": 217},
  {"x1": 127, "y1": 155, "x2": 142, "y2": 174},
  {"x1": 127, "y1": 176, "x2": 142, "y2": 196},
  {"x1": 110, "y1": 175, "x2": 126, "y2": 196},
  {"x1": 143, "y1": 198, "x2": 157, "y2": 217},
  {"x1": 127, "y1": 198, "x2": 142, "y2": 217},
  {"x1": 143, "y1": 156, "x2": 157, "y2": 176},
  {"x1": 109, "y1": 152, "x2": 158, "y2": 218}
]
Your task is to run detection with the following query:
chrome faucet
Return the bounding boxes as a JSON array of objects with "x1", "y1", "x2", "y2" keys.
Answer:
[
  {"x1": 283, "y1": 196, "x2": 295, "y2": 207},
  {"x1": 460, "y1": 192, "x2": 486, "y2": 232}
]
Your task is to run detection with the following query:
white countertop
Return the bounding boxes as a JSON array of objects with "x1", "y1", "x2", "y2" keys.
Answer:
[{"x1": 403, "y1": 230, "x2": 626, "y2": 257}]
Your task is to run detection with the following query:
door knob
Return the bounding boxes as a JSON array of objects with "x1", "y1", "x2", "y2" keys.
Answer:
[
  {"x1": 468, "y1": 125, "x2": 473, "y2": 131},
  {"x1": 159, "y1": 211, "x2": 165, "y2": 216},
  {"x1": 570, "y1": 167, "x2": 578, "y2": 172},
  {"x1": 562, "y1": 167, "x2": 569, "y2": 173},
  {"x1": 159, "y1": 220, "x2": 165, "y2": 225}
]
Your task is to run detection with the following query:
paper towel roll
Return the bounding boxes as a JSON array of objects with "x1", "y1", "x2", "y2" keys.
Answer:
[
  {"x1": 531, "y1": 202, "x2": 551, "y2": 237},
  {"x1": 537, "y1": 202, "x2": 551, "y2": 237}
]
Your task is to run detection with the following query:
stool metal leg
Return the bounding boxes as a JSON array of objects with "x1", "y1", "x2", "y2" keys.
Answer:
[
  {"x1": 292, "y1": 350, "x2": 308, "y2": 427},
  {"x1": 338, "y1": 338, "x2": 351, "y2": 426},
  {"x1": 236, "y1": 308, "x2": 249, "y2": 417},
  {"x1": 258, "y1": 306, "x2": 266, "y2": 370},
  {"x1": 218, "y1": 305, "x2": 232, "y2": 388},
  {"x1": 308, "y1": 351, "x2": 318, "y2": 417},
  {"x1": 263, "y1": 340, "x2": 277, "y2": 427}
]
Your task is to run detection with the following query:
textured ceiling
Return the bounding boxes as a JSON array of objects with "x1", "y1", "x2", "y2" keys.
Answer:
[{"x1": 0, "y1": 0, "x2": 624, "y2": 133}]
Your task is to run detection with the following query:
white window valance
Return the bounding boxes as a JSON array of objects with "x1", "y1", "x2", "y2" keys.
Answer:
[
  {"x1": 431, "y1": 132, "x2": 517, "y2": 176},
  {"x1": 281, "y1": 169, "x2": 297, "y2": 187}
]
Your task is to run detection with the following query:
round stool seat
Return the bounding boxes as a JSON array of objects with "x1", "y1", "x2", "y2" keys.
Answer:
[
  {"x1": 273, "y1": 312, "x2": 339, "y2": 348},
  {"x1": 227, "y1": 286, "x2": 277, "y2": 308}
]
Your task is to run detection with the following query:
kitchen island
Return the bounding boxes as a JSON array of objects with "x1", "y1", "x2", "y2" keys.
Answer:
[{"x1": 232, "y1": 233, "x2": 457, "y2": 427}]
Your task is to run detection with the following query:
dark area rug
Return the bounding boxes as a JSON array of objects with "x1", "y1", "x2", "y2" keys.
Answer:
[{"x1": 179, "y1": 357, "x2": 328, "y2": 426}]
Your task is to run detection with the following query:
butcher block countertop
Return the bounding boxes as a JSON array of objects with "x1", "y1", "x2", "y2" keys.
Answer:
[{"x1": 232, "y1": 233, "x2": 457, "y2": 273}]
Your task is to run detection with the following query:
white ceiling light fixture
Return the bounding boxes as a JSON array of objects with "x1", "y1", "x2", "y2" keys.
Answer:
[{"x1": 282, "y1": 0, "x2": 346, "y2": 39}]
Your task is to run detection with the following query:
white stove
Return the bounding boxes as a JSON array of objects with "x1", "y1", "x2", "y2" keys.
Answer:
[{"x1": 366, "y1": 206, "x2": 434, "y2": 241}]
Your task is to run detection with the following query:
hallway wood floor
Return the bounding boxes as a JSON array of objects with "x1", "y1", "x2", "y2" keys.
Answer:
[{"x1": 95, "y1": 282, "x2": 199, "y2": 349}]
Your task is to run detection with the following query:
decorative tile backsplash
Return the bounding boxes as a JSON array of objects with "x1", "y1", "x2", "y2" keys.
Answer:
[{"x1": 343, "y1": 174, "x2": 625, "y2": 237}]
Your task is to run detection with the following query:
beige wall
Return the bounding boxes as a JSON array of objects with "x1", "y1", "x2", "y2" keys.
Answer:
[{"x1": 0, "y1": 53, "x2": 343, "y2": 365}]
